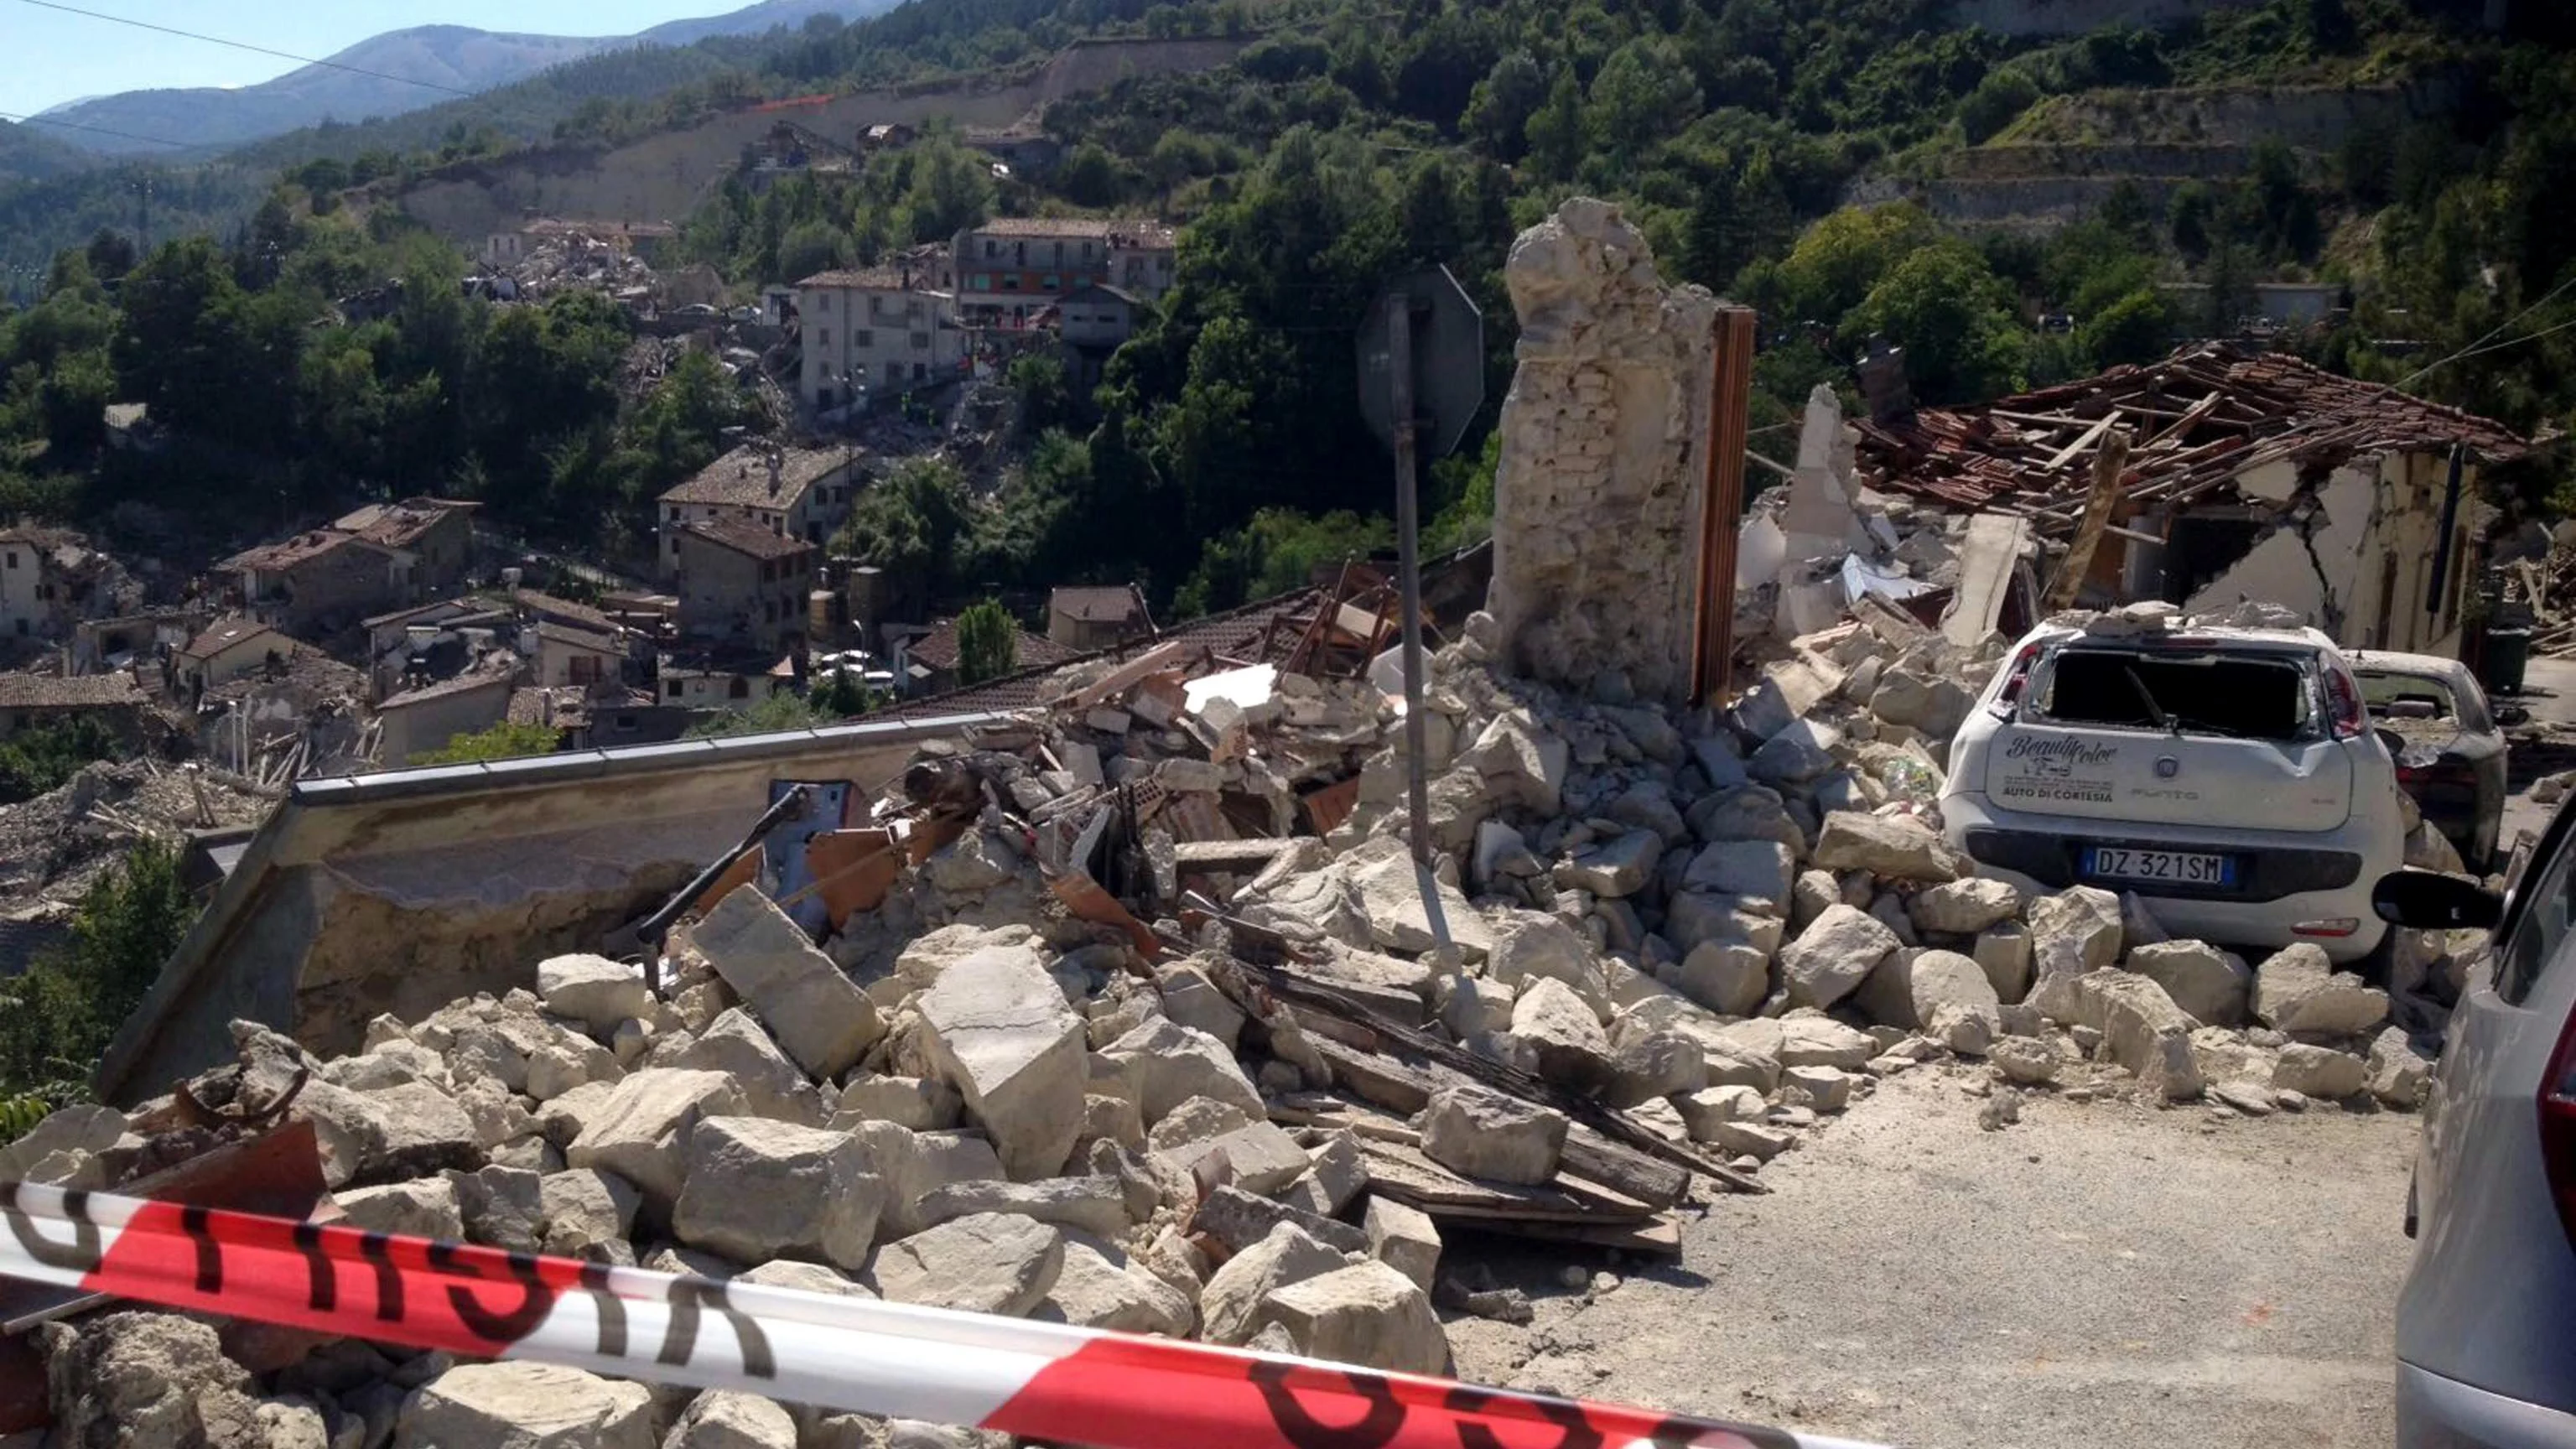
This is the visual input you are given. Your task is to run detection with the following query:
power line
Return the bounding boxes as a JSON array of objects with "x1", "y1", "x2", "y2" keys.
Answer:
[
  {"x1": 2398, "y1": 270, "x2": 2576, "y2": 387},
  {"x1": 16, "y1": 0, "x2": 477, "y2": 100},
  {"x1": 0, "y1": 108, "x2": 191, "y2": 151}
]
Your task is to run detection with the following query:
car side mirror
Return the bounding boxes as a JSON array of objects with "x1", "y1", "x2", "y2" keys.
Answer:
[
  {"x1": 2372, "y1": 870, "x2": 2502, "y2": 931},
  {"x1": 2498, "y1": 704, "x2": 2532, "y2": 727}
]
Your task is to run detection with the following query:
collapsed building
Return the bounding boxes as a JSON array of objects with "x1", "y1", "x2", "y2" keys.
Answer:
[
  {"x1": 0, "y1": 200, "x2": 2464, "y2": 1445},
  {"x1": 1852, "y1": 345, "x2": 2531, "y2": 657}
]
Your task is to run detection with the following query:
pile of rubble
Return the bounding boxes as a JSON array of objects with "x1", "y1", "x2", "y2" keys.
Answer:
[
  {"x1": 0, "y1": 589, "x2": 2464, "y2": 1446},
  {"x1": 0, "y1": 759, "x2": 278, "y2": 960}
]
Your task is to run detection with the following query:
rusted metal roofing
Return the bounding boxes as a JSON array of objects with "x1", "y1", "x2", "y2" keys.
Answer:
[{"x1": 1855, "y1": 343, "x2": 2532, "y2": 529}]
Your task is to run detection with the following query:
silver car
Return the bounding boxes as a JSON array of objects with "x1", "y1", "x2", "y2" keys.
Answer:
[{"x1": 2376, "y1": 839, "x2": 2576, "y2": 1446}]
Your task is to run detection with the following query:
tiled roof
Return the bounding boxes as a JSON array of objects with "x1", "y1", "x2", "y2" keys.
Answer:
[
  {"x1": 678, "y1": 517, "x2": 815, "y2": 563},
  {"x1": 1050, "y1": 584, "x2": 1151, "y2": 626},
  {"x1": 222, "y1": 529, "x2": 402, "y2": 573},
  {"x1": 796, "y1": 267, "x2": 922, "y2": 290},
  {"x1": 380, "y1": 666, "x2": 517, "y2": 710},
  {"x1": 533, "y1": 621, "x2": 622, "y2": 654},
  {"x1": 882, "y1": 585, "x2": 1329, "y2": 719},
  {"x1": 905, "y1": 618, "x2": 1080, "y2": 673},
  {"x1": 659, "y1": 445, "x2": 850, "y2": 507},
  {"x1": 334, "y1": 498, "x2": 475, "y2": 549},
  {"x1": 513, "y1": 588, "x2": 620, "y2": 635},
  {"x1": 204, "y1": 645, "x2": 365, "y2": 703},
  {"x1": 1856, "y1": 343, "x2": 2532, "y2": 522},
  {"x1": 966, "y1": 216, "x2": 1175, "y2": 247},
  {"x1": 181, "y1": 617, "x2": 286, "y2": 660},
  {"x1": 0, "y1": 673, "x2": 145, "y2": 709}
]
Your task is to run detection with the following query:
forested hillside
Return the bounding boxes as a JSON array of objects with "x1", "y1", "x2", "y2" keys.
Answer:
[{"x1": 5, "y1": 0, "x2": 2576, "y2": 620}]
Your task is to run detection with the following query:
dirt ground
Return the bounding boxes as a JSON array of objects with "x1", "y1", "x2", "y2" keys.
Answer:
[{"x1": 1441, "y1": 1063, "x2": 2420, "y2": 1449}]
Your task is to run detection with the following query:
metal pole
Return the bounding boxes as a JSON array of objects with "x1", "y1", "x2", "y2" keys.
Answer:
[{"x1": 1389, "y1": 296, "x2": 1431, "y2": 870}]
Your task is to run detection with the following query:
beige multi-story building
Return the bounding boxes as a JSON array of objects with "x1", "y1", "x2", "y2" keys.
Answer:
[
  {"x1": 656, "y1": 445, "x2": 862, "y2": 579},
  {"x1": 795, "y1": 266, "x2": 967, "y2": 414}
]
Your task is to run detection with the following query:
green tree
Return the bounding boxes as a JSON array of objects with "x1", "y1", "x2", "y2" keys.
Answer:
[
  {"x1": 954, "y1": 599, "x2": 1018, "y2": 684},
  {"x1": 0, "y1": 714, "x2": 123, "y2": 804},
  {"x1": 1524, "y1": 67, "x2": 1587, "y2": 182},
  {"x1": 1060, "y1": 143, "x2": 1125, "y2": 207},
  {"x1": 1959, "y1": 68, "x2": 2040, "y2": 144},
  {"x1": 2079, "y1": 288, "x2": 2177, "y2": 369},
  {"x1": 776, "y1": 220, "x2": 848, "y2": 285},
  {"x1": 1588, "y1": 35, "x2": 1702, "y2": 163},
  {"x1": 0, "y1": 839, "x2": 194, "y2": 1097},
  {"x1": 834, "y1": 458, "x2": 972, "y2": 617},
  {"x1": 1842, "y1": 242, "x2": 2028, "y2": 404},
  {"x1": 414, "y1": 719, "x2": 564, "y2": 764},
  {"x1": 1176, "y1": 509, "x2": 1393, "y2": 616},
  {"x1": 1464, "y1": 51, "x2": 1549, "y2": 160},
  {"x1": 2169, "y1": 181, "x2": 2218, "y2": 262}
]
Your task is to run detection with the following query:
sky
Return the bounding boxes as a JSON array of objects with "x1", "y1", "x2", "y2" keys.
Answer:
[{"x1": 1, "y1": 0, "x2": 731, "y2": 117}]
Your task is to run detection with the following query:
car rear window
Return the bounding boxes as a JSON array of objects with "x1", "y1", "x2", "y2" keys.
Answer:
[{"x1": 2034, "y1": 647, "x2": 2315, "y2": 740}]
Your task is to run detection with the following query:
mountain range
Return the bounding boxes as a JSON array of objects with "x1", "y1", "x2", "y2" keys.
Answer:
[{"x1": 26, "y1": 0, "x2": 898, "y2": 159}]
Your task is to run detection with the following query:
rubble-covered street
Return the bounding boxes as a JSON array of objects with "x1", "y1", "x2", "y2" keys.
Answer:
[
  {"x1": 0, "y1": 200, "x2": 2490, "y2": 1449},
  {"x1": 1447, "y1": 1062, "x2": 2417, "y2": 1449}
]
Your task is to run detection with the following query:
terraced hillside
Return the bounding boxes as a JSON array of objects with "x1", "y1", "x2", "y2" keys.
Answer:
[{"x1": 384, "y1": 36, "x2": 1252, "y2": 242}]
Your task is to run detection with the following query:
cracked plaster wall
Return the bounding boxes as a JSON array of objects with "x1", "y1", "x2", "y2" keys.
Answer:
[
  {"x1": 1487, "y1": 199, "x2": 1719, "y2": 705},
  {"x1": 2184, "y1": 450, "x2": 2476, "y2": 654}
]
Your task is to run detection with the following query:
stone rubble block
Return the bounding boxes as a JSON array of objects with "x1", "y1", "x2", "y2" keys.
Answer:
[
  {"x1": 1249, "y1": 1260, "x2": 1448, "y2": 1377},
  {"x1": 2367, "y1": 1026, "x2": 2433, "y2": 1109},
  {"x1": 1509, "y1": 976, "x2": 1614, "y2": 1088},
  {"x1": 1420, "y1": 1084, "x2": 1566, "y2": 1185},
  {"x1": 1809, "y1": 811, "x2": 1966, "y2": 882},
  {"x1": 2080, "y1": 972, "x2": 2205, "y2": 1102},
  {"x1": 393, "y1": 1363, "x2": 655, "y2": 1449},
  {"x1": 916, "y1": 943, "x2": 1091, "y2": 1181},
  {"x1": 1198, "y1": 1222, "x2": 1347, "y2": 1346},
  {"x1": 564, "y1": 1068, "x2": 749, "y2": 1207},
  {"x1": 2127, "y1": 940, "x2": 2253, "y2": 1026},
  {"x1": 2252, "y1": 943, "x2": 2391, "y2": 1038},
  {"x1": 1777, "y1": 904, "x2": 1899, "y2": 1010},
  {"x1": 1039, "y1": 1237, "x2": 1197, "y2": 1337},
  {"x1": 2272, "y1": 1042, "x2": 2367, "y2": 1100},
  {"x1": 664, "y1": 1390, "x2": 798, "y2": 1449},
  {"x1": 1098, "y1": 1017, "x2": 1265, "y2": 1124},
  {"x1": 834, "y1": 1074, "x2": 963, "y2": 1132},
  {"x1": 689, "y1": 887, "x2": 886, "y2": 1079},
  {"x1": 1909, "y1": 878, "x2": 2022, "y2": 935},
  {"x1": 535, "y1": 953, "x2": 654, "y2": 1035},
  {"x1": 672, "y1": 1117, "x2": 884, "y2": 1272},
  {"x1": 867, "y1": 1213, "x2": 1065, "y2": 1317},
  {"x1": 1363, "y1": 1196, "x2": 1441, "y2": 1291}
]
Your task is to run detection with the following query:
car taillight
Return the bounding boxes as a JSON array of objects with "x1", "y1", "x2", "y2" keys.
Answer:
[
  {"x1": 2398, "y1": 761, "x2": 2477, "y2": 791},
  {"x1": 2323, "y1": 662, "x2": 2367, "y2": 740},
  {"x1": 2540, "y1": 1006, "x2": 2576, "y2": 1254},
  {"x1": 1990, "y1": 642, "x2": 2043, "y2": 716}
]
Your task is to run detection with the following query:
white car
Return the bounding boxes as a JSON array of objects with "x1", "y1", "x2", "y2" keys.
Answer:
[{"x1": 1941, "y1": 617, "x2": 2408, "y2": 964}]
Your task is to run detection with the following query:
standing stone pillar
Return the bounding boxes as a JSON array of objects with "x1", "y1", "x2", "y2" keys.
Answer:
[{"x1": 1486, "y1": 199, "x2": 1719, "y2": 706}]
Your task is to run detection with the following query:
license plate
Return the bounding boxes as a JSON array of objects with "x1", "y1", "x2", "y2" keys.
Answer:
[{"x1": 2084, "y1": 847, "x2": 2235, "y2": 887}]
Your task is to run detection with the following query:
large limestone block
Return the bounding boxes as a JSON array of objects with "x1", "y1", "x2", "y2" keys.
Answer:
[
  {"x1": 1098, "y1": 1017, "x2": 1263, "y2": 1124},
  {"x1": 1509, "y1": 977, "x2": 1613, "y2": 1088},
  {"x1": 1249, "y1": 1260, "x2": 1448, "y2": 1376},
  {"x1": 1810, "y1": 812, "x2": 1966, "y2": 882},
  {"x1": 2080, "y1": 971, "x2": 2203, "y2": 1101},
  {"x1": 564, "y1": 1069, "x2": 749, "y2": 1206},
  {"x1": 916, "y1": 944, "x2": 1089, "y2": 1180},
  {"x1": 2252, "y1": 944, "x2": 2391, "y2": 1037},
  {"x1": 867, "y1": 1213, "x2": 1064, "y2": 1317},
  {"x1": 1420, "y1": 1084, "x2": 1566, "y2": 1185},
  {"x1": 2127, "y1": 940, "x2": 2252, "y2": 1026},
  {"x1": 1199, "y1": 1223, "x2": 1347, "y2": 1345},
  {"x1": 536, "y1": 954, "x2": 653, "y2": 1034},
  {"x1": 394, "y1": 1363, "x2": 655, "y2": 1449},
  {"x1": 691, "y1": 888, "x2": 883, "y2": 1078},
  {"x1": 1777, "y1": 904, "x2": 1898, "y2": 1010},
  {"x1": 673, "y1": 1117, "x2": 884, "y2": 1272}
]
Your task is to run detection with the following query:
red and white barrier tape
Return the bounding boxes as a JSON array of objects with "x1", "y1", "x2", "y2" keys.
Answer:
[{"x1": 0, "y1": 1181, "x2": 1893, "y2": 1449}]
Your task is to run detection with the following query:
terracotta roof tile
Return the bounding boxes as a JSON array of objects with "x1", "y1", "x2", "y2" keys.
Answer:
[
  {"x1": 659, "y1": 445, "x2": 852, "y2": 508},
  {"x1": 678, "y1": 518, "x2": 816, "y2": 563},
  {"x1": 0, "y1": 673, "x2": 145, "y2": 709}
]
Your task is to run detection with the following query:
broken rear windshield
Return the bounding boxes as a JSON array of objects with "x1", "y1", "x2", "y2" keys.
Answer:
[{"x1": 2033, "y1": 648, "x2": 2316, "y2": 740}]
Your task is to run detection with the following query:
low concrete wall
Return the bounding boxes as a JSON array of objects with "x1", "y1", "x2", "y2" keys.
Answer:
[{"x1": 97, "y1": 712, "x2": 1005, "y2": 1101}]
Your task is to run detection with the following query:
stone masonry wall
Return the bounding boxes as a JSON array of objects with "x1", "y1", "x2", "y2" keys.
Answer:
[{"x1": 1487, "y1": 199, "x2": 1718, "y2": 706}]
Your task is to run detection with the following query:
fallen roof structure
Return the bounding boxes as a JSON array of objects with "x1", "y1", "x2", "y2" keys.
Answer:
[{"x1": 1853, "y1": 343, "x2": 2530, "y2": 528}]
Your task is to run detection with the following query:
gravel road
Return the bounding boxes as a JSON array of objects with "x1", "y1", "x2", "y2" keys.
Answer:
[{"x1": 1443, "y1": 1062, "x2": 2419, "y2": 1449}]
